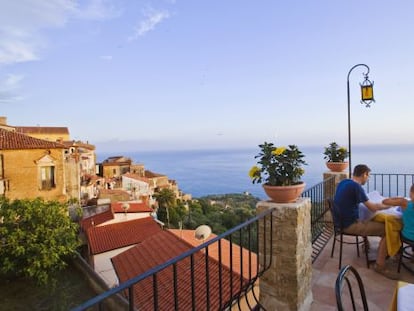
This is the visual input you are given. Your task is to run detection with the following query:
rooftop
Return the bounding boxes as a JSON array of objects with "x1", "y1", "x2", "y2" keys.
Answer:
[
  {"x1": 169, "y1": 229, "x2": 257, "y2": 279},
  {"x1": 0, "y1": 128, "x2": 65, "y2": 150},
  {"x1": 14, "y1": 126, "x2": 69, "y2": 135},
  {"x1": 86, "y1": 217, "x2": 162, "y2": 255},
  {"x1": 111, "y1": 202, "x2": 153, "y2": 213},
  {"x1": 111, "y1": 230, "x2": 245, "y2": 310}
]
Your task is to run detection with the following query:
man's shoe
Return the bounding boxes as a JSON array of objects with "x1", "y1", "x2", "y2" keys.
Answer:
[{"x1": 374, "y1": 264, "x2": 399, "y2": 280}]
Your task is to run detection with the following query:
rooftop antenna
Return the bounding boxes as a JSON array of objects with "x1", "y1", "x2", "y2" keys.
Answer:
[{"x1": 194, "y1": 225, "x2": 212, "y2": 243}]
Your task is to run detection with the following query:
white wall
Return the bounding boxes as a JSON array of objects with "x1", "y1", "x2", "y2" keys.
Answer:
[{"x1": 92, "y1": 245, "x2": 136, "y2": 288}]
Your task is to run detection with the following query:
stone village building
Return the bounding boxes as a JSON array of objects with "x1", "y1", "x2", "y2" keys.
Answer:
[
  {"x1": 0, "y1": 127, "x2": 73, "y2": 202},
  {"x1": 0, "y1": 117, "x2": 96, "y2": 202},
  {"x1": 0, "y1": 115, "x2": 190, "y2": 212}
]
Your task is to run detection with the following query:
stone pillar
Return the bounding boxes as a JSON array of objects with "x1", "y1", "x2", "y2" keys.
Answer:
[
  {"x1": 322, "y1": 171, "x2": 348, "y2": 223},
  {"x1": 257, "y1": 198, "x2": 313, "y2": 311},
  {"x1": 323, "y1": 171, "x2": 348, "y2": 193}
]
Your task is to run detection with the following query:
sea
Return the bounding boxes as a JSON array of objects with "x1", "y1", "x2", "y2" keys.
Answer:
[{"x1": 97, "y1": 144, "x2": 414, "y2": 199}]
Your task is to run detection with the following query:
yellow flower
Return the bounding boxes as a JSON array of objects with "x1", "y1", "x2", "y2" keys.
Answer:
[
  {"x1": 248, "y1": 166, "x2": 261, "y2": 179},
  {"x1": 339, "y1": 147, "x2": 347, "y2": 152},
  {"x1": 272, "y1": 147, "x2": 286, "y2": 156}
]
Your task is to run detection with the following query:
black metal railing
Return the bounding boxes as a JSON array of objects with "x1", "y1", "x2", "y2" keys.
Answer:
[
  {"x1": 365, "y1": 173, "x2": 414, "y2": 197},
  {"x1": 71, "y1": 208, "x2": 275, "y2": 311},
  {"x1": 302, "y1": 176, "x2": 335, "y2": 262}
]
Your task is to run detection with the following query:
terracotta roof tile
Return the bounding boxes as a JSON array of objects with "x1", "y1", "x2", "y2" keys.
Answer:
[
  {"x1": 80, "y1": 208, "x2": 114, "y2": 232},
  {"x1": 144, "y1": 170, "x2": 166, "y2": 178},
  {"x1": 169, "y1": 229, "x2": 258, "y2": 280},
  {"x1": 111, "y1": 202, "x2": 153, "y2": 213},
  {"x1": 14, "y1": 126, "x2": 69, "y2": 135},
  {"x1": 111, "y1": 231, "x2": 246, "y2": 310},
  {"x1": 0, "y1": 128, "x2": 66, "y2": 150},
  {"x1": 122, "y1": 173, "x2": 150, "y2": 183},
  {"x1": 86, "y1": 217, "x2": 161, "y2": 255}
]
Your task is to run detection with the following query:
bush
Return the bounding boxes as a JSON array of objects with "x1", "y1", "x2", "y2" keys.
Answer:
[{"x1": 0, "y1": 197, "x2": 80, "y2": 284}]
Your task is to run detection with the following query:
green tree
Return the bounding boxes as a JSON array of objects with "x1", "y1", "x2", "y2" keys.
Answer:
[
  {"x1": 169, "y1": 203, "x2": 188, "y2": 229},
  {"x1": 153, "y1": 188, "x2": 176, "y2": 227},
  {"x1": 0, "y1": 197, "x2": 80, "y2": 284}
]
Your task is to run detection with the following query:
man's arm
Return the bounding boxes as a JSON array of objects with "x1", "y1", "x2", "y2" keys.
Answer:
[
  {"x1": 363, "y1": 199, "x2": 390, "y2": 212},
  {"x1": 382, "y1": 197, "x2": 408, "y2": 208}
]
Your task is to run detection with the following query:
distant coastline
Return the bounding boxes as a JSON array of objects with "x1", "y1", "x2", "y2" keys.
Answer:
[{"x1": 97, "y1": 144, "x2": 414, "y2": 199}]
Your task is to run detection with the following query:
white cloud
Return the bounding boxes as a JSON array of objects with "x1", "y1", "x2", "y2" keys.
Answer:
[
  {"x1": 0, "y1": 28, "x2": 40, "y2": 64},
  {"x1": 128, "y1": 9, "x2": 170, "y2": 41},
  {"x1": 73, "y1": 0, "x2": 122, "y2": 21},
  {"x1": 100, "y1": 55, "x2": 113, "y2": 61},
  {"x1": 0, "y1": 74, "x2": 25, "y2": 103},
  {"x1": 0, "y1": 0, "x2": 121, "y2": 66}
]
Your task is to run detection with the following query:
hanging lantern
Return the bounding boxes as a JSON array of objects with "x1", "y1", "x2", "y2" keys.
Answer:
[{"x1": 360, "y1": 74, "x2": 375, "y2": 107}]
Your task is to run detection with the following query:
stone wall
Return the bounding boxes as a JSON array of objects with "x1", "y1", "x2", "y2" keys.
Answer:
[
  {"x1": 1, "y1": 149, "x2": 68, "y2": 201},
  {"x1": 257, "y1": 198, "x2": 313, "y2": 311}
]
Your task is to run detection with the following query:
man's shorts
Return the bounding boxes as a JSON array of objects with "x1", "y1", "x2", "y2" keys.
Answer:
[{"x1": 343, "y1": 220, "x2": 385, "y2": 237}]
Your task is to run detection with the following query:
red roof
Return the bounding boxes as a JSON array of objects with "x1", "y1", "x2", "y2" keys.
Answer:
[
  {"x1": 80, "y1": 208, "x2": 114, "y2": 232},
  {"x1": 0, "y1": 128, "x2": 66, "y2": 150},
  {"x1": 111, "y1": 230, "x2": 246, "y2": 310},
  {"x1": 122, "y1": 172, "x2": 150, "y2": 183},
  {"x1": 169, "y1": 229, "x2": 258, "y2": 280},
  {"x1": 111, "y1": 202, "x2": 153, "y2": 213},
  {"x1": 14, "y1": 126, "x2": 69, "y2": 135},
  {"x1": 144, "y1": 170, "x2": 166, "y2": 178},
  {"x1": 86, "y1": 217, "x2": 161, "y2": 255}
]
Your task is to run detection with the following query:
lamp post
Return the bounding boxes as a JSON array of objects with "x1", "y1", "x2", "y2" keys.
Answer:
[{"x1": 346, "y1": 64, "x2": 375, "y2": 177}]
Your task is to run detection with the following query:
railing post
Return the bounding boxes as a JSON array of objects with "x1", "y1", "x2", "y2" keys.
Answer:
[{"x1": 256, "y1": 198, "x2": 313, "y2": 311}]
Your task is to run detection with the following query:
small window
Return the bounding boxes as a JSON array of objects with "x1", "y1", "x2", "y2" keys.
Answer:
[{"x1": 40, "y1": 166, "x2": 55, "y2": 190}]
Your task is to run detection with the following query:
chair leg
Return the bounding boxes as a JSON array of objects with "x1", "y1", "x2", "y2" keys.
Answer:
[
  {"x1": 363, "y1": 237, "x2": 370, "y2": 268},
  {"x1": 356, "y1": 236, "x2": 360, "y2": 257},
  {"x1": 331, "y1": 234, "x2": 337, "y2": 258},
  {"x1": 339, "y1": 234, "x2": 343, "y2": 269},
  {"x1": 398, "y1": 246, "x2": 403, "y2": 273}
]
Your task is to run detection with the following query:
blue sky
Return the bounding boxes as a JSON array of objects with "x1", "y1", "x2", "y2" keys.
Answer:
[{"x1": 1, "y1": 0, "x2": 414, "y2": 151}]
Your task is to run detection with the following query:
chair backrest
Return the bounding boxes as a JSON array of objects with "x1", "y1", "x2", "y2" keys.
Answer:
[
  {"x1": 327, "y1": 198, "x2": 341, "y2": 232},
  {"x1": 335, "y1": 265, "x2": 369, "y2": 311}
]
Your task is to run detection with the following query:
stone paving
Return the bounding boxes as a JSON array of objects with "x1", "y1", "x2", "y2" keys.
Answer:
[{"x1": 310, "y1": 236, "x2": 414, "y2": 310}]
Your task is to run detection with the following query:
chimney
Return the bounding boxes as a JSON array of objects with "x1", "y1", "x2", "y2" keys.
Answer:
[{"x1": 0, "y1": 117, "x2": 7, "y2": 125}]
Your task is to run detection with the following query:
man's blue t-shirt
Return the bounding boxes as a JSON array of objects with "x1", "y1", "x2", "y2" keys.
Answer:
[{"x1": 333, "y1": 179, "x2": 369, "y2": 228}]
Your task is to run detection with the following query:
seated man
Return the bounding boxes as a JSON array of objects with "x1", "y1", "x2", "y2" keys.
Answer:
[{"x1": 334, "y1": 164, "x2": 395, "y2": 278}]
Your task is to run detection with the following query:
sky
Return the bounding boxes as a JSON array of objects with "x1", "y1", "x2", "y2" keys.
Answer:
[{"x1": 1, "y1": 0, "x2": 414, "y2": 152}]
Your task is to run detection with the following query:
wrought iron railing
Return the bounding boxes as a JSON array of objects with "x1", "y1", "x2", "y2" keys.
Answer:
[
  {"x1": 71, "y1": 208, "x2": 275, "y2": 311},
  {"x1": 302, "y1": 176, "x2": 336, "y2": 262},
  {"x1": 365, "y1": 173, "x2": 414, "y2": 197}
]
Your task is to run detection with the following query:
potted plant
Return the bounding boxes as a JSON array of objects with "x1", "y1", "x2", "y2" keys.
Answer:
[
  {"x1": 249, "y1": 142, "x2": 307, "y2": 203},
  {"x1": 323, "y1": 142, "x2": 349, "y2": 172}
]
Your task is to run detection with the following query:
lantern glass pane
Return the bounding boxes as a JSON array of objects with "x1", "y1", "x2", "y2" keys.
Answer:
[{"x1": 361, "y1": 85, "x2": 374, "y2": 100}]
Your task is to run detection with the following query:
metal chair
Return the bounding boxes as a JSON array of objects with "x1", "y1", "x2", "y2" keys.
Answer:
[
  {"x1": 397, "y1": 232, "x2": 414, "y2": 273},
  {"x1": 335, "y1": 264, "x2": 369, "y2": 311},
  {"x1": 327, "y1": 199, "x2": 370, "y2": 269}
]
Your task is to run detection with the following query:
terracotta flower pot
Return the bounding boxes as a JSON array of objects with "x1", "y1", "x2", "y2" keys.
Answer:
[
  {"x1": 326, "y1": 162, "x2": 349, "y2": 172},
  {"x1": 263, "y1": 182, "x2": 306, "y2": 203}
]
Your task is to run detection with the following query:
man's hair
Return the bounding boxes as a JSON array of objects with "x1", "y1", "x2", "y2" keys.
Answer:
[
  {"x1": 353, "y1": 164, "x2": 371, "y2": 177},
  {"x1": 410, "y1": 184, "x2": 414, "y2": 193}
]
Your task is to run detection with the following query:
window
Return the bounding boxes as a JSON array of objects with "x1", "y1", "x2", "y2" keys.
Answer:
[
  {"x1": 40, "y1": 166, "x2": 55, "y2": 190},
  {"x1": 36, "y1": 154, "x2": 57, "y2": 191}
]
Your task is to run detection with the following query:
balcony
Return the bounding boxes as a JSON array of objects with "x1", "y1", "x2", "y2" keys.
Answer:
[{"x1": 72, "y1": 173, "x2": 414, "y2": 310}]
